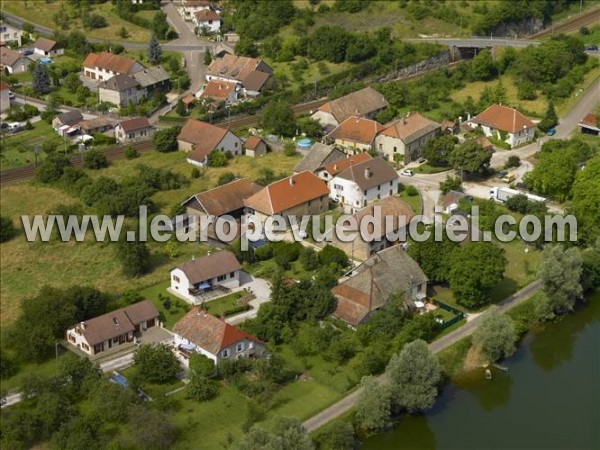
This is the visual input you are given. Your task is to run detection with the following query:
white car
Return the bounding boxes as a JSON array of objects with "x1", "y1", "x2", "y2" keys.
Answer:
[
  {"x1": 8, "y1": 91, "x2": 15, "y2": 99},
  {"x1": 400, "y1": 169, "x2": 414, "y2": 177}
]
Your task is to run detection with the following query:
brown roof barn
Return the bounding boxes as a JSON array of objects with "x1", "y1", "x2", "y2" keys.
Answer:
[
  {"x1": 318, "y1": 87, "x2": 388, "y2": 124},
  {"x1": 293, "y1": 142, "x2": 346, "y2": 174},
  {"x1": 118, "y1": 117, "x2": 151, "y2": 133},
  {"x1": 185, "y1": 179, "x2": 261, "y2": 217},
  {"x1": 177, "y1": 119, "x2": 232, "y2": 161},
  {"x1": 333, "y1": 246, "x2": 427, "y2": 327}
]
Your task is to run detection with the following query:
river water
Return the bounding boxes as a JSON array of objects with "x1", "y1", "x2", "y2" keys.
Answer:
[{"x1": 362, "y1": 292, "x2": 600, "y2": 450}]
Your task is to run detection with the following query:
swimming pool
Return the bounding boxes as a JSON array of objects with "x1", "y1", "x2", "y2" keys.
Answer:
[{"x1": 297, "y1": 138, "x2": 312, "y2": 148}]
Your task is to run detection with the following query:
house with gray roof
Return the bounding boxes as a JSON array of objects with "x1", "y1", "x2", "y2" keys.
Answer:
[
  {"x1": 132, "y1": 66, "x2": 170, "y2": 92},
  {"x1": 332, "y1": 246, "x2": 428, "y2": 327},
  {"x1": 292, "y1": 142, "x2": 346, "y2": 174},
  {"x1": 311, "y1": 87, "x2": 388, "y2": 131},
  {"x1": 329, "y1": 156, "x2": 399, "y2": 214},
  {"x1": 99, "y1": 73, "x2": 144, "y2": 108}
]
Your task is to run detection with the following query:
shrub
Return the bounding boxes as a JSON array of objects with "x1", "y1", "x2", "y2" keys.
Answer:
[
  {"x1": 504, "y1": 155, "x2": 521, "y2": 169},
  {"x1": 191, "y1": 167, "x2": 200, "y2": 179},
  {"x1": 405, "y1": 185, "x2": 419, "y2": 196},
  {"x1": 124, "y1": 146, "x2": 139, "y2": 159},
  {"x1": 83, "y1": 149, "x2": 109, "y2": 170},
  {"x1": 318, "y1": 244, "x2": 349, "y2": 268},
  {"x1": 207, "y1": 150, "x2": 227, "y2": 167}
]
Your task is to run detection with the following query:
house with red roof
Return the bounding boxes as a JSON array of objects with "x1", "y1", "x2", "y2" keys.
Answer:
[
  {"x1": 173, "y1": 309, "x2": 266, "y2": 364},
  {"x1": 578, "y1": 113, "x2": 599, "y2": 136},
  {"x1": 327, "y1": 116, "x2": 385, "y2": 153},
  {"x1": 243, "y1": 171, "x2": 329, "y2": 225},
  {"x1": 177, "y1": 118, "x2": 243, "y2": 166},
  {"x1": 468, "y1": 104, "x2": 535, "y2": 148}
]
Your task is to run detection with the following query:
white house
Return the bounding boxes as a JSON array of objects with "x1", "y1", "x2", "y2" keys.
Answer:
[
  {"x1": 180, "y1": 0, "x2": 211, "y2": 21},
  {"x1": 170, "y1": 251, "x2": 242, "y2": 304},
  {"x1": 173, "y1": 309, "x2": 266, "y2": 365},
  {"x1": 65, "y1": 300, "x2": 160, "y2": 356},
  {"x1": 193, "y1": 9, "x2": 221, "y2": 33},
  {"x1": 205, "y1": 54, "x2": 273, "y2": 97},
  {"x1": 177, "y1": 118, "x2": 243, "y2": 166},
  {"x1": 329, "y1": 156, "x2": 399, "y2": 214},
  {"x1": 82, "y1": 52, "x2": 144, "y2": 82},
  {"x1": 115, "y1": 117, "x2": 153, "y2": 143},
  {"x1": 0, "y1": 22, "x2": 22, "y2": 47},
  {"x1": 375, "y1": 112, "x2": 441, "y2": 164},
  {"x1": 33, "y1": 38, "x2": 64, "y2": 57},
  {"x1": 469, "y1": 104, "x2": 535, "y2": 148},
  {"x1": 199, "y1": 79, "x2": 240, "y2": 106}
]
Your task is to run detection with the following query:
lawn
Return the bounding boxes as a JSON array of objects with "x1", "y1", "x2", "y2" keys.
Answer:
[
  {"x1": 2, "y1": 1, "x2": 153, "y2": 43},
  {"x1": 430, "y1": 239, "x2": 542, "y2": 312},
  {"x1": 204, "y1": 291, "x2": 249, "y2": 318},
  {"x1": 413, "y1": 163, "x2": 451, "y2": 175},
  {"x1": 138, "y1": 281, "x2": 191, "y2": 329},
  {"x1": 0, "y1": 120, "x2": 63, "y2": 170},
  {"x1": 451, "y1": 64, "x2": 600, "y2": 118},
  {"x1": 266, "y1": 57, "x2": 352, "y2": 91},
  {"x1": 398, "y1": 190, "x2": 422, "y2": 214}
]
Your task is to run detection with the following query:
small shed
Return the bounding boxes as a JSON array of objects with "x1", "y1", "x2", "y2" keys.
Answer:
[{"x1": 244, "y1": 136, "x2": 267, "y2": 157}]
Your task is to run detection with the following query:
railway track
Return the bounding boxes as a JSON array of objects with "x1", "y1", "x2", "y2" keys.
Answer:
[
  {"x1": 0, "y1": 140, "x2": 154, "y2": 186},
  {"x1": 529, "y1": 7, "x2": 600, "y2": 39}
]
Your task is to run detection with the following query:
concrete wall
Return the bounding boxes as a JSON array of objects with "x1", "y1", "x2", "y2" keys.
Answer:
[{"x1": 171, "y1": 267, "x2": 241, "y2": 304}]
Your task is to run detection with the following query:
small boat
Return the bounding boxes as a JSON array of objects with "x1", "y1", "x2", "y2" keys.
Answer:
[
  {"x1": 493, "y1": 364, "x2": 509, "y2": 372},
  {"x1": 485, "y1": 369, "x2": 492, "y2": 380}
]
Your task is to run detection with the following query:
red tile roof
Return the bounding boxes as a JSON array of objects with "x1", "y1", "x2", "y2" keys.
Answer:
[
  {"x1": 186, "y1": 179, "x2": 261, "y2": 217},
  {"x1": 380, "y1": 112, "x2": 440, "y2": 143},
  {"x1": 580, "y1": 113, "x2": 598, "y2": 128},
  {"x1": 244, "y1": 171, "x2": 329, "y2": 215},
  {"x1": 173, "y1": 309, "x2": 262, "y2": 355},
  {"x1": 195, "y1": 9, "x2": 220, "y2": 21},
  {"x1": 83, "y1": 52, "x2": 138, "y2": 74},
  {"x1": 327, "y1": 116, "x2": 385, "y2": 145},
  {"x1": 178, "y1": 119, "x2": 232, "y2": 162},
  {"x1": 200, "y1": 80, "x2": 237, "y2": 100},
  {"x1": 471, "y1": 104, "x2": 534, "y2": 134},
  {"x1": 244, "y1": 135, "x2": 265, "y2": 150}
]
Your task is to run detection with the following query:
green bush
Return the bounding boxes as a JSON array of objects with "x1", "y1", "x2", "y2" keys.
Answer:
[
  {"x1": 405, "y1": 185, "x2": 419, "y2": 196},
  {"x1": 124, "y1": 146, "x2": 139, "y2": 159}
]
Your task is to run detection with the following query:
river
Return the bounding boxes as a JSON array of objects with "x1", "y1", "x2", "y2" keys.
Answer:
[{"x1": 362, "y1": 291, "x2": 600, "y2": 450}]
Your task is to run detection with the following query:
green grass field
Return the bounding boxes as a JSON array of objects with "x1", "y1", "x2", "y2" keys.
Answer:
[
  {"x1": 398, "y1": 190, "x2": 422, "y2": 214},
  {"x1": 138, "y1": 281, "x2": 191, "y2": 329},
  {"x1": 0, "y1": 151, "x2": 299, "y2": 326},
  {"x1": 204, "y1": 291, "x2": 247, "y2": 317},
  {"x1": 0, "y1": 121, "x2": 62, "y2": 170},
  {"x1": 2, "y1": 1, "x2": 154, "y2": 42}
]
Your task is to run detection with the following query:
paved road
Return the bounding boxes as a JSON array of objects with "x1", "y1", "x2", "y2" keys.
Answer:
[
  {"x1": 303, "y1": 280, "x2": 542, "y2": 432},
  {"x1": 409, "y1": 37, "x2": 540, "y2": 48}
]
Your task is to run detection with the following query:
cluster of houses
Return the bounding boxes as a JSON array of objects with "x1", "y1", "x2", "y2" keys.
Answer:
[
  {"x1": 0, "y1": 33, "x2": 64, "y2": 74},
  {"x1": 195, "y1": 53, "x2": 274, "y2": 110},
  {"x1": 310, "y1": 87, "x2": 537, "y2": 163},
  {"x1": 52, "y1": 110, "x2": 153, "y2": 145},
  {"x1": 178, "y1": 0, "x2": 223, "y2": 34}
]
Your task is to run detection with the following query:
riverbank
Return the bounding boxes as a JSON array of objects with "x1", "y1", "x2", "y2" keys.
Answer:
[
  {"x1": 313, "y1": 290, "x2": 599, "y2": 448},
  {"x1": 361, "y1": 289, "x2": 599, "y2": 449}
]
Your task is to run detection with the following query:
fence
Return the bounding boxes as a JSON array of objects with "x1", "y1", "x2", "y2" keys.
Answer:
[{"x1": 431, "y1": 298, "x2": 465, "y2": 330}]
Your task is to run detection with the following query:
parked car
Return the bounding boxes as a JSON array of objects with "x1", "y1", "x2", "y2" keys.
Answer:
[
  {"x1": 8, "y1": 122, "x2": 23, "y2": 133},
  {"x1": 417, "y1": 157, "x2": 426, "y2": 164},
  {"x1": 400, "y1": 169, "x2": 414, "y2": 177},
  {"x1": 22, "y1": 49, "x2": 33, "y2": 56},
  {"x1": 585, "y1": 45, "x2": 598, "y2": 51},
  {"x1": 546, "y1": 128, "x2": 556, "y2": 136},
  {"x1": 495, "y1": 170, "x2": 508, "y2": 179},
  {"x1": 8, "y1": 91, "x2": 15, "y2": 99}
]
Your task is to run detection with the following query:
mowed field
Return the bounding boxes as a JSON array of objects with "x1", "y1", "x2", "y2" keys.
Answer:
[
  {"x1": 2, "y1": 1, "x2": 153, "y2": 42},
  {"x1": 0, "y1": 150, "x2": 300, "y2": 326}
]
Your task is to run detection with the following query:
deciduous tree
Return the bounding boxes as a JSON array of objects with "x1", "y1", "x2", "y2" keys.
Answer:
[
  {"x1": 385, "y1": 339, "x2": 441, "y2": 413},
  {"x1": 472, "y1": 313, "x2": 517, "y2": 362},
  {"x1": 133, "y1": 344, "x2": 180, "y2": 383},
  {"x1": 355, "y1": 376, "x2": 391, "y2": 432}
]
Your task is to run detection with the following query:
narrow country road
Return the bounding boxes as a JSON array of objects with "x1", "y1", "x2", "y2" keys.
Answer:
[{"x1": 302, "y1": 280, "x2": 543, "y2": 432}]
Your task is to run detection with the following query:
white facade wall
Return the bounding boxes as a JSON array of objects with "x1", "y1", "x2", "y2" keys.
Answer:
[
  {"x1": 115, "y1": 125, "x2": 154, "y2": 143},
  {"x1": 333, "y1": 138, "x2": 372, "y2": 153},
  {"x1": 170, "y1": 267, "x2": 241, "y2": 304},
  {"x1": 0, "y1": 89, "x2": 9, "y2": 112},
  {"x1": 194, "y1": 18, "x2": 221, "y2": 33},
  {"x1": 375, "y1": 134, "x2": 407, "y2": 162},
  {"x1": 311, "y1": 110, "x2": 339, "y2": 129},
  {"x1": 330, "y1": 176, "x2": 399, "y2": 214},
  {"x1": 217, "y1": 131, "x2": 244, "y2": 156},
  {"x1": 83, "y1": 62, "x2": 143, "y2": 82},
  {"x1": 469, "y1": 123, "x2": 534, "y2": 148}
]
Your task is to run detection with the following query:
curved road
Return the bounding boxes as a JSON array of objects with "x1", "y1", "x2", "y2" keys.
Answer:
[{"x1": 303, "y1": 280, "x2": 543, "y2": 432}]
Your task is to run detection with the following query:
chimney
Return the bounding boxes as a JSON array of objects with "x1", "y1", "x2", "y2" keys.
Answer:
[
  {"x1": 364, "y1": 167, "x2": 371, "y2": 179},
  {"x1": 333, "y1": 164, "x2": 338, "y2": 171},
  {"x1": 80, "y1": 321, "x2": 86, "y2": 330},
  {"x1": 289, "y1": 176, "x2": 295, "y2": 186}
]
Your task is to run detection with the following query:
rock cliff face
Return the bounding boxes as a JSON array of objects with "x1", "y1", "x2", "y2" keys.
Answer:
[
  {"x1": 375, "y1": 51, "x2": 452, "y2": 84},
  {"x1": 485, "y1": 18, "x2": 545, "y2": 38}
]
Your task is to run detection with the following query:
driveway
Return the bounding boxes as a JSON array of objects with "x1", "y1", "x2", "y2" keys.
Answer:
[
  {"x1": 162, "y1": 1, "x2": 209, "y2": 94},
  {"x1": 226, "y1": 272, "x2": 272, "y2": 325}
]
